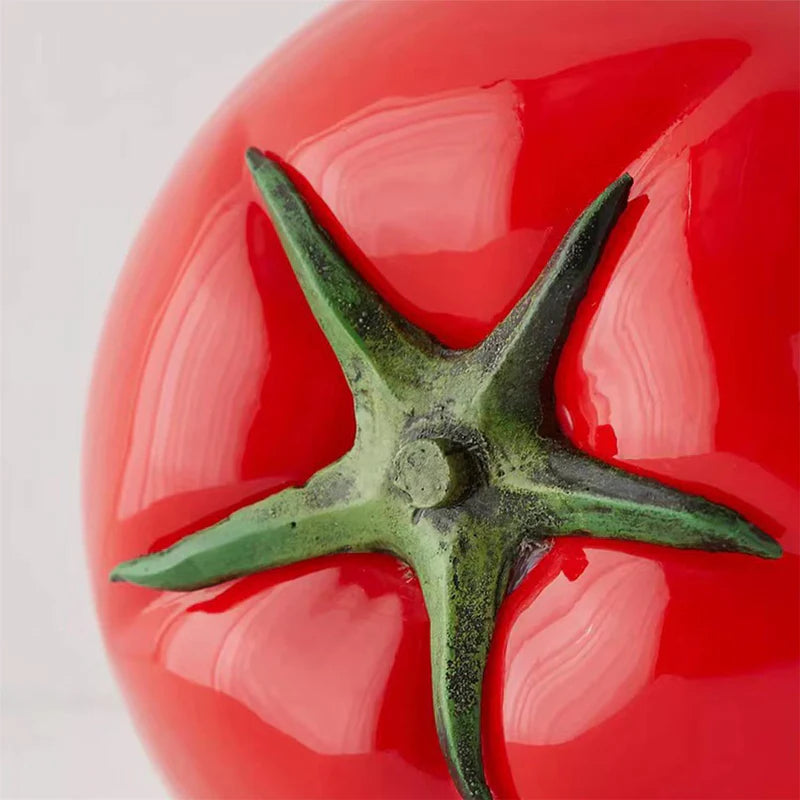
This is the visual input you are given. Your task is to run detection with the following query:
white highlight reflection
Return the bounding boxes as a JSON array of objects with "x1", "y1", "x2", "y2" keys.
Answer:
[
  {"x1": 580, "y1": 155, "x2": 719, "y2": 459},
  {"x1": 117, "y1": 200, "x2": 267, "y2": 518},
  {"x1": 503, "y1": 549, "x2": 669, "y2": 745},
  {"x1": 291, "y1": 82, "x2": 523, "y2": 258},
  {"x1": 129, "y1": 568, "x2": 403, "y2": 755}
]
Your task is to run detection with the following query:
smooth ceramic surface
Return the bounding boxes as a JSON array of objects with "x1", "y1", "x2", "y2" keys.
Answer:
[{"x1": 84, "y1": 2, "x2": 799, "y2": 798}]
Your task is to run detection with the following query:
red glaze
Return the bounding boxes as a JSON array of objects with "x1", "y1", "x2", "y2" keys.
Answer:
[{"x1": 83, "y1": 3, "x2": 800, "y2": 798}]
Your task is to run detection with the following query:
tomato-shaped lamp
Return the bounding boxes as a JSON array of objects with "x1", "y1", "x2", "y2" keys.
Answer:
[{"x1": 83, "y1": 3, "x2": 799, "y2": 799}]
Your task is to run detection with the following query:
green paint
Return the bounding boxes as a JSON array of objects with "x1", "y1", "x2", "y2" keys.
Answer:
[{"x1": 111, "y1": 149, "x2": 781, "y2": 800}]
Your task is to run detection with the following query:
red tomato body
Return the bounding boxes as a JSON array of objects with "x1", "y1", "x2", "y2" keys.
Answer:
[{"x1": 83, "y1": 3, "x2": 799, "y2": 798}]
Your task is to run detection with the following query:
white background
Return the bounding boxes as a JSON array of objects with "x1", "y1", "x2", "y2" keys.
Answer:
[{"x1": 1, "y1": 2, "x2": 329, "y2": 796}]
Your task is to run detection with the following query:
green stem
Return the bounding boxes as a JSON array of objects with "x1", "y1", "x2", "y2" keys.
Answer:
[
  {"x1": 111, "y1": 453, "x2": 401, "y2": 590},
  {"x1": 540, "y1": 448, "x2": 781, "y2": 558},
  {"x1": 410, "y1": 514, "x2": 517, "y2": 800},
  {"x1": 110, "y1": 154, "x2": 781, "y2": 800}
]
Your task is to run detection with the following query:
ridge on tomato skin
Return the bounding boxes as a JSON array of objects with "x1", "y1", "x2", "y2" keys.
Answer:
[{"x1": 83, "y1": 2, "x2": 799, "y2": 800}]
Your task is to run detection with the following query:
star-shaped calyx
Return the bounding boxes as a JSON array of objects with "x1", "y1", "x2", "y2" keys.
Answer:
[{"x1": 112, "y1": 148, "x2": 781, "y2": 800}]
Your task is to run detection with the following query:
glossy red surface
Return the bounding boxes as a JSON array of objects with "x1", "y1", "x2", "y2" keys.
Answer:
[{"x1": 83, "y1": 3, "x2": 800, "y2": 798}]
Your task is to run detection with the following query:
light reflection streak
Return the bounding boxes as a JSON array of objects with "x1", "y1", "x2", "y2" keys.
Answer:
[
  {"x1": 578, "y1": 156, "x2": 719, "y2": 460},
  {"x1": 126, "y1": 569, "x2": 403, "y2": 755},
  {"x1": 118, "y1": 199, "x2": 267, "y2": 518},
  {"x1": 503, "y1": 549, "x2": 668, "y2": 745}
]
